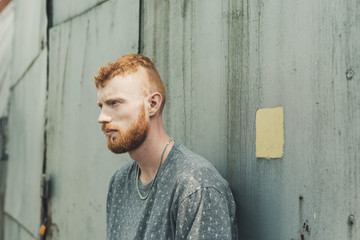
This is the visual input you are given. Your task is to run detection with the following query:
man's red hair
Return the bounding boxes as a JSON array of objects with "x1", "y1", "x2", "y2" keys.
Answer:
[{"x1": 94, "y1": 54, "x2": 166, "y2": 112}]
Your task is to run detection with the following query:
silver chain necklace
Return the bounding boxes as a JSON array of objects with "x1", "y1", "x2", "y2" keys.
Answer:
[{"x1": 136, "y1": 138, "x2": 173, "y2": 200}]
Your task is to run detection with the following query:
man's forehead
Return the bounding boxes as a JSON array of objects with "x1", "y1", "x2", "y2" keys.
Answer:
[
  {"x1": 97, "y1": 70, "x2": 149, "y2": 102},
  {"x1": 97, "y1": 89, "x2": 122, "y2": 103}
]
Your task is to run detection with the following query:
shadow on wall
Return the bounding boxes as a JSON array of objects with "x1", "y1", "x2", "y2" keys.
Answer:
[{"x1": 0, "y1": 117, "x2": 9, "y2": 240}]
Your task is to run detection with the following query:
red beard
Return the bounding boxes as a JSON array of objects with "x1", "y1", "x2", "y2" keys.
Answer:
[{"x1": 102, "y1": 104, "x2": 149, "y2": 154}]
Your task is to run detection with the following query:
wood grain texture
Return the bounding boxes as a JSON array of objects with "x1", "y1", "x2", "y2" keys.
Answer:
[
  {"x1": 46, "y1": 1, "x2": 139, "y2": 239},
  {"x1": 142, "y1": 0, "x2": 360, "y2": 239},
  {"x1": 4, "y1": 49, "x2": 47, "y2": 238},
  {"x1": 11, "y1": 0, "x2": 47, "y2": 83}
]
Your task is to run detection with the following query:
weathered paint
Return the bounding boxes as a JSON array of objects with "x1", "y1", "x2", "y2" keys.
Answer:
[
  {"x1": 256, "y1": 107, "x2": 284, "y2": 158},
  {"x1": 52, "y1": 0, "x2": 107, "y2": 26},
  {"x1": 11, "y1": 0, "x2": 47, "y2": 83},
  {"x1": 1, "y1": 0, "x2": 359, "y2": 239},
  {"x1": 0, "y1": 117, "x2": 9, "y2": 240},
  {"x1": 227, "y1": 0, "x2": 359, "y2": 239},
  {"x1": 143, "y1": 0, "x2": 360, "y2": 239},
  {"x1": 142, "y1": 0, "x2": 230, "y2": 176},
  {"x1": 0, "y1": 1, "x2": 14, "y2": 117},
  {"x1": 0, "y1": 160, "x2": 6, "y2": 240},
  {"x1": 46, "y1": 0, "x2": 139, "y2": 239},
  {"x1": 4, "y1": 49, "x2": 47, "y2": 238},
  {"x1": 2, "y1": 0, "x2": 47, "y2": 238},
  {"x1": 4, "y1": 214, "x2": 37, "y2": 240},
  {"x1": 0, "y1": 4, "x2": 13, "y2": 239}
]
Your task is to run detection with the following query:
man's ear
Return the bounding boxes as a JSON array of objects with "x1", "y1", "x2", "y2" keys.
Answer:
[{"x1": 148, "y1": 92, "x2": 162, "y2": 117}]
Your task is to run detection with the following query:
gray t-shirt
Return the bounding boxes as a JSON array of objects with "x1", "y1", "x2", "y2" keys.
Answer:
[{"x1": 107, "y1": 142, "x2": 238, "y2": 240}]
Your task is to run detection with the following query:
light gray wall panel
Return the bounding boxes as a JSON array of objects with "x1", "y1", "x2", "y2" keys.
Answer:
[
  {"x1": 228, "y1": 0, "x2": 360, "y2": 239},
  {"x1": 0, "y1": 161, "x2": 7, "y2": 240},
  {"x1": 143, "y1": 0, "x2": 360, "y2": 239},
  {"x1": 2, "y1": 0, "x2": 358, "y2": 239},
  {"x1": 142, "y1": 0, "x2": 230, "y2": 176},
  {"x1": 0, "y1": 4, "x2": 13, "y2": 239},
  {"x1": 12, "y1": 0, "x2": 47, "y2": 82},
  {"x1": 4, "y1": 215, "x2": 37, "y2": 240},
  {"x1": 47, "y1": 0, "x2": 139, "y2": 238},
  {"x1": 52, "y1": 0, "x2": 108, "y2": 26},
  {"x1": 0, "y1": 2, "x2": 14, "y2": 117},
  {"x1": 4, "y1": 49, "x2": 47, "y2": 237}
]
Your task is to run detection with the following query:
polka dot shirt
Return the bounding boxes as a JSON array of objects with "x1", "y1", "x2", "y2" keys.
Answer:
[{"x1": 106, "y1": 142, "x2": 238, "y2": 240}]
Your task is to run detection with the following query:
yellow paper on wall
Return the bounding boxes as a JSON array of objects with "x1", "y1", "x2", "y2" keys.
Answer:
[{"x1": 256, "y1": 107, "x2": 284, "y2": 158}]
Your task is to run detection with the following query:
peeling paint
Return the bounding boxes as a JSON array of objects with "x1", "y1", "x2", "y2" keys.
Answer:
[{"x1": 3, "y1": 0, "x2": 360, "y2": 239}]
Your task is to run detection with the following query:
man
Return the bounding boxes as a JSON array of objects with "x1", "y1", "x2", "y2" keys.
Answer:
[{"x1": 95, "y1": 54, "x2": 238, "y2": 239}]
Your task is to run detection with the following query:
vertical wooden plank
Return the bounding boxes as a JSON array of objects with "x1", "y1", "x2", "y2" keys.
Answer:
[
  {"x1": 47, "y1": 0, "x2": 139, "y2": 238},
  {"x1": 12, "y1": 0, "x2": 47, "y2": 83},
  {"x1": 0, "y1": 4, "x2": 13, "y2": 239},
  {"x1": 0, "y1": 2, "x2": 14, "y2": 117},
  {"x1": 4, "y1": 49, "x2": 47, "y2": 238},
  {"x1": 143, "y1": 0, "x2": 360, "y2": 239},
  {"x1": 52, "y1": 0, "x2": 106, "y2": 26},
  {"x1": 142, "y1": 0, "x2": 230, "y2": 176},
  {"x1": 4, "y1": 215, "x2": 37, "y2": 240},
  {"x1": 228, "y1": 0, "x2": 360, "y2": 239}
]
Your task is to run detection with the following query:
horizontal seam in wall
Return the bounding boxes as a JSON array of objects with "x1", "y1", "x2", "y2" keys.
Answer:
[
  {"x1": 51, "y1": 0, "x2": 109, "y2": 28},
  {"x1": 3, "y1": 211, "x2": 37, "y2": 239}
]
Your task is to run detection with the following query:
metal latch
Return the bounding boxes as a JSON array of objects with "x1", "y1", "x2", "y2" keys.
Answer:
[{"x1": 41, "y1": 174, "x2": 50, "y2": 200}]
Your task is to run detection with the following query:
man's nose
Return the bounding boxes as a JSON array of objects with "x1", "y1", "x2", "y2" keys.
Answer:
[{"x1": 98, "y1": 110, "x2": 111, "y2": 124}]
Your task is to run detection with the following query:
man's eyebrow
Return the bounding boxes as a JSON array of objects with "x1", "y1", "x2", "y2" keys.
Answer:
[
  {"x1": 97, "y1": 97, "x2": 126, "y2": 107},
  {"x1": 103, "y1": 97, "x2": 126, "y2": 104}
]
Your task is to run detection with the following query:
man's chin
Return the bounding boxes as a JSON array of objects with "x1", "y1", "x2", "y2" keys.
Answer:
[
  {"x1": 107, "y1": 142, "x2": 129, "y2": 154},
  {"x1": 107, "y1": 139, "x2": 145, "y2": 154},
  {"x1": 109, "y1": 148, "x2": 128, "y2": 154}
]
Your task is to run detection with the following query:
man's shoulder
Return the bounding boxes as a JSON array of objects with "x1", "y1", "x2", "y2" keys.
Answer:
[{"x1": 167, "y1": 142, "x2": 230, "y2": 196}]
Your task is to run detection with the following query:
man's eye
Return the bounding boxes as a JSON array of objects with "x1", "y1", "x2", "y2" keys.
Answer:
[{"x1": 110, "y1": 101, "x2": 117, "y2": 105}]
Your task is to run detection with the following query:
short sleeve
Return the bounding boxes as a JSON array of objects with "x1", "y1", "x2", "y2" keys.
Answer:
[{"x1": 174, "y1": 187, "x2": 238, "y2": 240}]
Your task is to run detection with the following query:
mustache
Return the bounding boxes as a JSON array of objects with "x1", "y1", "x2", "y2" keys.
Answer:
[{"x1": 102, "y1": 123, "x2": 120, "y2": 131}]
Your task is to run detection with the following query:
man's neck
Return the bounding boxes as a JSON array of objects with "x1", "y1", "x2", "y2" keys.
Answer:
[{"x1": 129, "y1": 125, "x2": 174, "y2": 185}]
